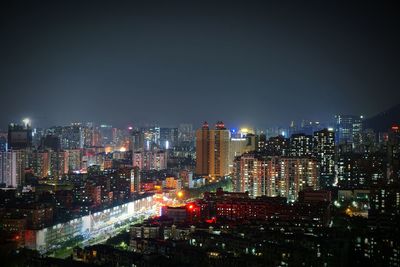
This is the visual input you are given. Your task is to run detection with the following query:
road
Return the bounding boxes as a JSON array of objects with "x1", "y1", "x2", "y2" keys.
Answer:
[{"x1": 48, "y1": 209, "x2": 158, "y2": 259}]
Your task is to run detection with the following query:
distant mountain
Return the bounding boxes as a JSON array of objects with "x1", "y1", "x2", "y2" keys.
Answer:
[{"x1": 364, "y1": 104, "x2": 400, "y2": 132}]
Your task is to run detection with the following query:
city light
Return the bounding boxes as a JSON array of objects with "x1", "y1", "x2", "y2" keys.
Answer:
[
  {"x1": 22, "y1": 118, "x2": 30, "y2": 126},
  {"x1": 0, "y1": 2, "x2": 398, "y2": 265},
  {"x1": 165, "y1": 140, "x2": 169, "y2": 150},
  {"x1": 345, "y1": 208, "x2": 353, "y2": 217}
]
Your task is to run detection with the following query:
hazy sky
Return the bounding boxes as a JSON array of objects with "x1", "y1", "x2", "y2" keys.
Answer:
[{"x1": 1, "y1": 0, "x2": 399, "y2": 129}]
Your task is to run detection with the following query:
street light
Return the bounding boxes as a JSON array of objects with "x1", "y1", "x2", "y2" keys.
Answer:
[{"x1": 177, "y1": 191, "x2": 184, "y2": 198}]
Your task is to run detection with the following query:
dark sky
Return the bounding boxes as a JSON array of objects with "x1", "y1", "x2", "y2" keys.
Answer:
[{"x1": 1, "y1": 0, "x2": 399, "y2": 129}]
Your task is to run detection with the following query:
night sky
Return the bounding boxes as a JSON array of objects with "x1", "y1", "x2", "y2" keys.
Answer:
[{"x1": 1, "y1": 1, "x2": 399, "y2": 128}]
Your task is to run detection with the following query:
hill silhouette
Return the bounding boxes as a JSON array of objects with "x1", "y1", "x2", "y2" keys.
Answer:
[{"x1": 364, "y1": 104, "x2": 400, "y2": 132}]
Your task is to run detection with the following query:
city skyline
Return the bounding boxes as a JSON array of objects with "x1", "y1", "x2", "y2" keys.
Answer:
[
  {"x1": 1, "y1": 1, "x2": 400, "y2": 128},
  {"x1": 0, "y1": 107, "x2": 389, "y2": 130},
  {"x1": 1, "y1": 1, "x2": 400, "y2": 266}
]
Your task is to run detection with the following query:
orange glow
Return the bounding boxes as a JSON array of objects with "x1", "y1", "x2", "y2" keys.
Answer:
[
  {"x1": 177, "y1": 191, "x2": 184, "y2": 198},
  {"x1": 345, "y1": 208, "x2": 353, "y2": 217}
]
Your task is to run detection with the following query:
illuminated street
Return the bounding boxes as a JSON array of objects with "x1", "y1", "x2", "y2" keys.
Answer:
[{"x1": 23, "y1": 195, "x2": 162, "y2": 256}]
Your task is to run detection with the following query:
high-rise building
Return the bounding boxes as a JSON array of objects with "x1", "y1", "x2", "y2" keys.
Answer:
[
  {"x1": 32, "y1": 127, "x2": 45, "y2": 148},
  {"x1": 369, "y1": 184, "x2": 400, "y2": 228},
  {"x1": 0, "y1": 131, "x2": 8, "y2": 152},
  {"x1": 32, "y1": 150, "x2": 50, "y2": 178},
  {"x1": 335, "y1": 115, "x2": 363, "y2": 147},
  {"x1": 233, "y1": 152, "x2": 266, "y2": 197},
  {"x1": 264, "y1": 156, "x2": 281, "y2": 197},
  {"x1": 195, "y1": 122, "x2": 210, "y2": 176},
  {"x1": 81, "y1": 147, "x2": 105, "y2": 171},
  {"x1": 336, "y1": 153, "x2": 359, "y2": 188},
  {"x1": 0, "y1": 149, "x2": 30, "y2": 187},
  {"x1": 48, "y1": 125, "x2": 82, "y2": 150},
  {"x1": 0, "y1": 151, "x2": 16, "y2": 186},
  {"x1": 40, "y1": 135, "x2": 61, "y2": 151},
  {"x1": 262, "y1": 135, "x2": 289, "y2": 156},
  {"x1": 82, "y1": 124, "x2": 92, "y2": 148},
  {"x1": 160, "y1": 127, "x2": 179, "y2": 149},
  {"x1": 178, "y1": 123, "x2": 194, "y2": 145},
  {"x1": 234, "y1": 154, "x2": 319, "y2": 201},
  {"x1": 362, "y1": 128, "x2": 377, "y2": 152},
  {"x1": 289, "y1": 133, "x2": 313, "y2": 157},
  {"x1": 140, "y1": 126, "x2": 161, "y2": 148},
  {"x1": 336, "y1": 152, "x2": 386, "y2": 188},
  {"x1": 228, "y1": 134, "x2": 256, "y2": 172},
  {"x1": 313, "y1": 128, "x2": 335, "y2": 188},
  {"x1": 152, "y1": 150, "x2": 167, "y2": 170},
  {"x1": 112, "y1": 127, "x2": 119, "y2": 145},
  {"x1": 265, "y1": 156, "x2": 319, "y2": 201},
  {"x1": 130, "y1": 167, "x2": 141, "y2": 194},
  {"x1": 14, "y1": 149, "x2": 30, "y2": 187},
  {"x1": 132, "y1": 150, "x2": 167, "y2": 171},
  {"x1": 195, "y1": 121, "x2": 230, "y2": 179},
  {"x1": 256, "y1": 133, "x2": 266, "y2": 152},
  {"x1": 66, "y1": 149, "x2": 81, "y2": 173},
  {"x1": 8, "y1": 123, "x2": 32, "y2": 150},
  {"x1": 209, "y1": 121, "x2": 230, "y2": 178},
  {"x1": 81, "y1": 123, "x2": 101, "y2": 147},
  {"x1": 99, "y1": 124, "x2": 113, "y2": 146},
  {"x1": 49, "y1": 150, "x2": 69, "y2": 178},
  {"x1": 387, "y1": 125, "x2": 400, "y2": 184},
  {"x1": 132, "y1": 129, "x2": 145, "y2": 152}
]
